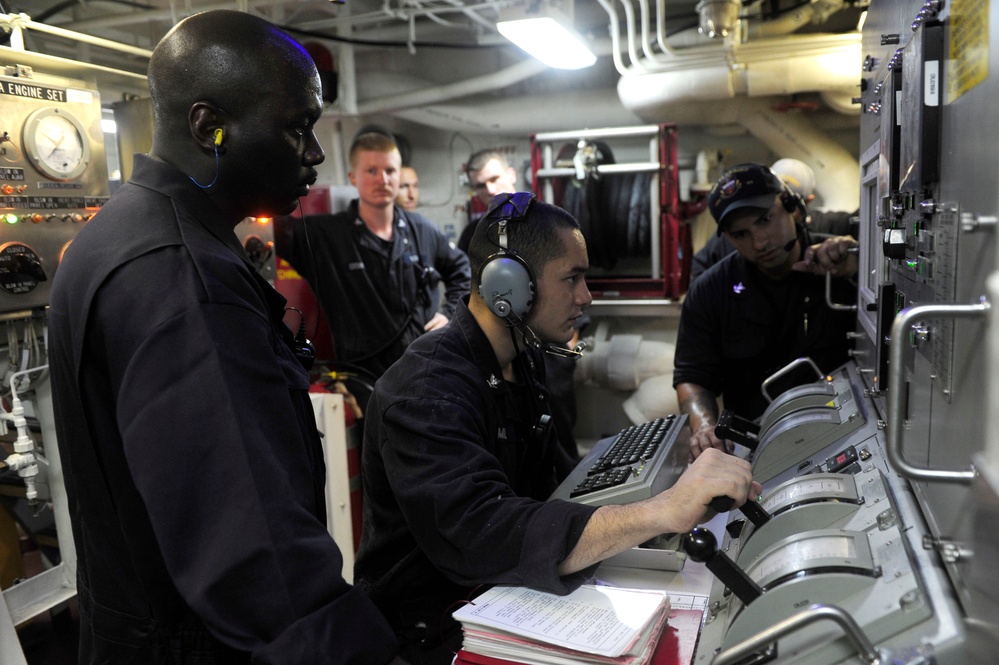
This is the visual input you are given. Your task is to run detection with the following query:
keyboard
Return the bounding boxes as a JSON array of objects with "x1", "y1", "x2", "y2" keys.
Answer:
[
  {"x1": 585, "y1": 417, "x2": 677, "y2": 477},
  {"x1": 549, "y1": 415, "x2": 690, "y2": 506}
]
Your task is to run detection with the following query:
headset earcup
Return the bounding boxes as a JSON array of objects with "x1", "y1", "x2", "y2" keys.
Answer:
[
  {"x1": 477, "y1": 254, "x2": 535, "y2": 319},
  {"x1": 782, "y1": 190, "x2": 806, "y2": 218}
]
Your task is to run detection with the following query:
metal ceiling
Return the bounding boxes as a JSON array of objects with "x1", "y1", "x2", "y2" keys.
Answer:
[{"x1": 0, "y1": 0, "x2": 867, "y2": 132}]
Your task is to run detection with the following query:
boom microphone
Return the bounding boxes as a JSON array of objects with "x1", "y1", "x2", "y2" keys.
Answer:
[
  {"x1": 782, "y1": 222, "x2": 805, "y2": 252},
  {"x1": 514, "y1": 319, "x2": 587, "y2": 361},
  {"x1": 541, "y1": 340, "x2": 587, "y2": 360}
]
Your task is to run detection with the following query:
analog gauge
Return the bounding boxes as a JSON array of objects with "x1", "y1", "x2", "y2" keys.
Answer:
[
  {"x1": 745, "y1": 530, "x2": 875, "y2": 590},
  {"x1": 23, "y1": 108, "x2": 91, "y2": 181},
  {"x1": 761, "y1": 473, "x2": 858, "y2": 515}
]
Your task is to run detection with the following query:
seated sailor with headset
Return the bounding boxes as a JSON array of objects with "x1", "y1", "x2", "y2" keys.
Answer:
[
  {"x1": 673, "y1": 163, "x2": 859, "y2": 460},
  {"x1": 354, "y1": 192, "x2": 760, "y2": 665}
]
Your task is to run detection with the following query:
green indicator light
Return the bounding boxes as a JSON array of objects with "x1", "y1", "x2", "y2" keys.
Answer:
[{"x1": 3, "y1": 213, "x2": 18, "y2": 225}]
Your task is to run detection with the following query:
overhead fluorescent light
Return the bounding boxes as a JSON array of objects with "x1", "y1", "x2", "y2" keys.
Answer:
[{"x1": 497, "y1": 3, "x2": 596, "y2": 70}]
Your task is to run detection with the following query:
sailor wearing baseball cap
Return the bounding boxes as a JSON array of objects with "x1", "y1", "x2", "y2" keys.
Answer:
[
  {"x1": 705, "y1": 163, "x2": 810, "y2": 277},
  {"x1": 674, "y1": 162, "x2": 859, "y2": 460}
]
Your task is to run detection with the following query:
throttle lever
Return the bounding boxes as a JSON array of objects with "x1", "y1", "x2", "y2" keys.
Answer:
[
  {"x1": 709, "y1": 496, "x2": 771, "y2": 528},
  {"x1": 682, "y1": 527, "x2": 763, "y2": 606}
]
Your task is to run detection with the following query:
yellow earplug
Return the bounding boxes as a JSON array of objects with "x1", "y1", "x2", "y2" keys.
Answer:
[{"x1": 213, "y1": 128, "x2": 224, "y2": 147}]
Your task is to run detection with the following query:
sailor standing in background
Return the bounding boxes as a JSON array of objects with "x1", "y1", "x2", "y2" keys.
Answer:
[
  {"x1": 674, "y1": 163, "x2": 859, "y2": 460},
  {"x1": 275, "y1": 132, "x2": 470, "y2": 383}
]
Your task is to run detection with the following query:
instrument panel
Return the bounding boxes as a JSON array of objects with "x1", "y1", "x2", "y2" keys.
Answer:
[
  {"x1": 691, "y1": 362, "x2": 963, "y2": 664},
  {"x1": 0, "y1": 66, "x2": 109, "y2": 314}
]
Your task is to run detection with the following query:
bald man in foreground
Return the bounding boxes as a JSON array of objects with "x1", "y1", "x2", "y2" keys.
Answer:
[{"x1": 48, "y1": 10, "x2": 399, "y2": 664}]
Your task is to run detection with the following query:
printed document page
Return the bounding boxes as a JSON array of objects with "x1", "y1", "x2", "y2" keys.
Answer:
[{"x1": 453, "y1": 585, "x2": 668, "y2": 658}]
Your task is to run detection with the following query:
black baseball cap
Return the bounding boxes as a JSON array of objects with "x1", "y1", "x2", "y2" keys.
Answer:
[{"x1": 708, "y1": 163, "x2": 785, "y2": 235}]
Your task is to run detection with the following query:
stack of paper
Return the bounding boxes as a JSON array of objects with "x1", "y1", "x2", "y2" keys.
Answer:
[{"x1": 451, "y1": 584, "x2": 673, "y2": 665}]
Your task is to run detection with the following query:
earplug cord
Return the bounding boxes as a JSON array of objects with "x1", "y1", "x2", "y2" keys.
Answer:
[{"x1": 189, "y1": 145, "x2": 220, "y2": 190}]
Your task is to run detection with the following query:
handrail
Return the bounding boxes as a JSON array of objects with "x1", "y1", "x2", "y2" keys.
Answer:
[
  {"x1": 886, "y1": 300, "x2": 989, "y2": 483},
  {"x1": 825, "y1": 246, "x2": 860, "y2": 312},
  {"x1": 712, "y1": 604, "x2": 880, "y2": 665},
  {"x1": 761, "y1": 357, "x2": 824, "y2": 403},
  {"x1": 826, "y1": 270, "x2": 859, "y2": 311}
]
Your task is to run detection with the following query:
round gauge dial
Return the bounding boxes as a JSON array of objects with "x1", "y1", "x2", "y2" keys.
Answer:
[{"x1": 23, "y1": 108, "x2": 91, "y2": 181}]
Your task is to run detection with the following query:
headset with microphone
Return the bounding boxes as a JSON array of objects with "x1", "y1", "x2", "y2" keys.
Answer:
[
  {"x1": 722, "y1": 165, "x2": 806, "y2": 254},
  {"x1": 776, "y1": 175, "x2": 807, "y2": 253},
  {"x1": 476, "y1": 192, "x2": 586, "y2": 360}
]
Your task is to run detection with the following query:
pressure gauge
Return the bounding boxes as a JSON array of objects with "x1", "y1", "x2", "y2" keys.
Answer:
[{"x1": 23, "y1": 107, "x2": 91, "y2": 181}]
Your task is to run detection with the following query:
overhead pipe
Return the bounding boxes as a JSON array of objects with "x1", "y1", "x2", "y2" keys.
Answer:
[
  {"x1": 594, "y1": 0, "x2": 631, "y2": 77},
  {"x1": 389, "y1": 87, "x2": 646, "y2": 134},
  {"x1": 741, "y1": 1, "x2": 851, "y2": 40},
  {"x1": 616, "y1": 33, "x2": 862, "y2": 117},
  {"x1": 731, "y1": 98, "x2": 859, "y2": 211},
  {"x1": 356, "y1": 58, "x2": 548, "y2": 114},
  {"x1": 638, "y1": 0, "x2": 663, "y2": 61},
  {"x1": 0, "y1": 12, "x2": 153, "y2": 58},
  {"x1": 60, "y1": 0, "x2": 498, "y2": 35},
  {"x1": 604, "y1": 0, "x2": 856, "y2": 78},
  {"x1": 655, "y1": 0, "x2": 679, "y2": 56},
  {"x1": 616, "y1": 0, "x2": 649, "y2": 72},
  {"x1": 439, "y1": 0, "x2": 499, "y2": 32}
]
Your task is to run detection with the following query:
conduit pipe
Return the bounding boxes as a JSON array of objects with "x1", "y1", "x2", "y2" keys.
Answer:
[
  {"x1": 616, "y1": 31, "x2": 860, "y2": 78},
  {"x1": 616, "y1": 33, "x2": 861, "y2": 128},
  {"x1": 746, "y1": 4, "x2": 818, "y2": 39},
  {"x1": 594, "y1": 0, "x2": 631, "y2": 76},
  {"x1": 616, "y1": 0, "x2": 650, "y2": 72},
  {"x1": 654, "y1": 0, "x2": 679, "y2": 56},
  {"x1": 611, "y1": 0, "x2": 849, "y2": 75}
]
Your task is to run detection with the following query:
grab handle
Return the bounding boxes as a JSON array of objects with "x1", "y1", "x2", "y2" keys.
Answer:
[{"x1": 886, "y1": 300, "x2": 988, "y2": 483}]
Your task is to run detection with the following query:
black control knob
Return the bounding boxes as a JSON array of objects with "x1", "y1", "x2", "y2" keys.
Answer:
[
  {"x1": 709, "y1": 496, "x2": 736, "y2": 513},
  {"x1": 682, "y1": 527, "x2": 763, "y2": 606},
  {"x1": 0, "y1": 243, "x2": 45, "y2": 295},
  {"x1": 709, "y1": 495, "x2": 771, "y2": 527},
  {"x1": 13, "y1": 253, "x2": 47, "y2": 282},
  {"x1": 683, "y1": 526, "x2": 720, "y2": 562}
]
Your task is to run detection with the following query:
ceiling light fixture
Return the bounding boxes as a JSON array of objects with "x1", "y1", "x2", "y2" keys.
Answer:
[{"x1": 497, "y1": 1, "x2": 597, "y2": 70}]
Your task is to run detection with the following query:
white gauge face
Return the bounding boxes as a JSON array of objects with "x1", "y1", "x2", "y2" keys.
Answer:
[
  {"x1": 23, "y1": 108, "x2": 90, "y2": 181},
  {"x1": 761, "y1": 476, "x2": 849, "y2": 513},
  {"x1": 746, "y1": 531, "x2": 871, "y2": 589}
]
